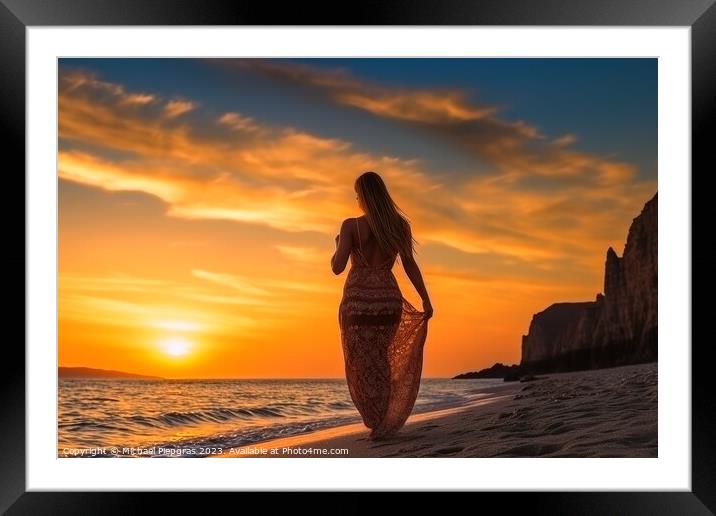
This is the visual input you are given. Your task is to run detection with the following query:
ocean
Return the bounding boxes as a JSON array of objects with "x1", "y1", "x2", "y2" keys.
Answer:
[{"x1": 58, "y1": 377, "x2": 503, "y2": 457}]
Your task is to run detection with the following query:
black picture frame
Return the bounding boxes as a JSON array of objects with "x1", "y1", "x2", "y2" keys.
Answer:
[{"x1": 4, "y1": 0, "x2": 708, "y2": 512}]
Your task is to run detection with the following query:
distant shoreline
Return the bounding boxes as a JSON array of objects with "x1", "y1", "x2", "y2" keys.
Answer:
[
  {"x1": 58, "y1": 366, "x2": 164, "y2": 380},
  {"x1": 58, "y1": 369, "x2": 469, "y2": 381}
]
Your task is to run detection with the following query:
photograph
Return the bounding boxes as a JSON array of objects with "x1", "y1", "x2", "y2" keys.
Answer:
[
  {"x1": 57, "y1": 56, "x2": 658, "y2": 460},
  {"x1": 4, "y1": 2, "x2": 705, "y2": 507}
]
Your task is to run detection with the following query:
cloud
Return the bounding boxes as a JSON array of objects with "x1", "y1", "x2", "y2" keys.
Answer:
[
  {"x1": 208, "y1": 58, "x2": 502, "y2": 124},
  {"x1": 58, "y1": 270, "x2": 331, "y2": 338},
  {"x1": 59, "y1": 291, "x2": 259, "y2": 332},
  {"x1": 275, "y1": 244, "x2": 327, "y2": 265},
  {"x1": 218, "y1": 112, "x2": 264, "y2": 134},
  {"x1": 214, "y1": 59, "x2": 645, "y2": 188},
  {"x1": 58, "y1": 65, "x2": 656, "y2": 276},
  {"x1": 551, "y1": 133, "x2": 578, "y2": 146},
  {"x1": 163, "y1": 98, "x2": 198, "y2": 118},
  {"x1": 123, "y1": 93, "x2": 157, "y2": 106},
  {"x1": 191, "y1": 269, "x2": 274, "y2": 297},
  {"x1": 61, "y1": 68, "x2": 157, "y2": 107},
  {"x1": 192, "y1": 268, "x2": 333, "y2": 294}
]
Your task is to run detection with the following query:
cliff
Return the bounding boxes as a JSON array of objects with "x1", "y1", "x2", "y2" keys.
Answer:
[{"x1": 520, "y1": 193, "x2": 657, "y2": 373}]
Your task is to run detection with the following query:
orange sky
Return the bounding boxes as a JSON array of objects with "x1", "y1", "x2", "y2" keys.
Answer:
[{"x1": 58, "y1": 59, "x2": 657, "y2": 378}]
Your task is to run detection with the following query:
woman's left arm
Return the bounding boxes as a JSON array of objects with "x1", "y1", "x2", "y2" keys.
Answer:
[{"x1": 331, "y1": 218, "x2": 354, "y2": 275}]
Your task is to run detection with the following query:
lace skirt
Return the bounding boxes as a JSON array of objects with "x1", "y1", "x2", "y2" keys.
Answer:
[{"x1": 338, "y1": 266, "x2": 428, "y2": 437}]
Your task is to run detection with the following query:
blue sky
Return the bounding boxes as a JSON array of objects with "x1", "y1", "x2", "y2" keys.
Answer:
[{"x1": 60, "y1": 57, "x2": 656, "y2": 180}]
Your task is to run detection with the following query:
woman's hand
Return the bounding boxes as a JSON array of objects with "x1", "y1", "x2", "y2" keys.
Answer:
[{"x1": 422, "y1": 299, "x2": 433, "y2": 320}]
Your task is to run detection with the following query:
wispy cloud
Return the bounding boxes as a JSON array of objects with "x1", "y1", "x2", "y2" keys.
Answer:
[
  {"x1": 192, "y1": 268, "x2": 333, "y2": 294},
  {"x1": 58, "y1": 66, "x2": 655, "y2": 274},
  {"x1": 59, "y1": 269, "x2": 332, "y2": 338},
  {"x1": 163, "y1": 98, "x2": 198, "y2": 118},
  {"x1": 59, "y1": 291, "x2": 259, "y2": 332},
  {"x1": 208, "y1": 59, "x2": 503, "y2": 124},
  {"x1": 551, "y1": 133, "x2": 578, "y2": 146},
  {"x1": 218, "y1": 112, "x2": 264, "y2": 134},
  {"x1": 123, "y1": 93, "x2": 157, "y2": 106},
  {"x1": 274, "y1": 244, "x2": 327, "y2": 265},
  {"x1": 214, "y1": 59, "x2": 642, "y2": 187},
  {"x1": 191, "y1": 269, "x2": 274, "y2": 297}
]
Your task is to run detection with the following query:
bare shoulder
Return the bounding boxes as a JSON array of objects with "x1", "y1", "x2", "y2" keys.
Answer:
[
  {"x1": 347, "y1": 216, "x2": 365, "y2": 231},
  {"x1": 340, "y1": 217, "x2": 355, "y2": 236}
]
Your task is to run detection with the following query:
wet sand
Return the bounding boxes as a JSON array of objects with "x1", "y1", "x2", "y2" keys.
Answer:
[{"x1": 214, "y1": 362, "x2": 657, "y2": 458}]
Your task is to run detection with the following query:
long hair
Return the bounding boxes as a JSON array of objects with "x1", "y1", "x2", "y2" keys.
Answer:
[{"x1": 354, "y1": 171, "x2": 418, "y2": 260}]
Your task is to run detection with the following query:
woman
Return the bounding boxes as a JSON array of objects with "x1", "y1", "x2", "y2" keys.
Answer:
[{"x1": 331, "y1": 171, "x2": 433, "y2": 441}]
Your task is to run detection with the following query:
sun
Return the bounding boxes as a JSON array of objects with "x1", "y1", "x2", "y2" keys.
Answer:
[{"x1": 159, "y1": 337, "x2": 192, "y2": 357}]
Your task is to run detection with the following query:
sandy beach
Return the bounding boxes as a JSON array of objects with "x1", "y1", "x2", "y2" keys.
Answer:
[{"x1": 215, "y1": 361, "x2": 657, "y2": 458}]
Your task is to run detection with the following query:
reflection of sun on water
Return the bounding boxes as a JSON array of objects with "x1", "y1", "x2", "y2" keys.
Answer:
[{"x1": 159, "y1": 337, "x2": 192, "y2": 357}]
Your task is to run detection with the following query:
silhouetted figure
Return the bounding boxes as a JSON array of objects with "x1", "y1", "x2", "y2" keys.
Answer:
[{"x1": 331, "y1": 171, "x2": 433, "y2": 440}]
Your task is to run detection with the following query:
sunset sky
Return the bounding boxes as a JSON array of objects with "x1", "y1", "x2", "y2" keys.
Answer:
[{"x1": 58, "y1": 58, "x2": 657, "y2": 379}]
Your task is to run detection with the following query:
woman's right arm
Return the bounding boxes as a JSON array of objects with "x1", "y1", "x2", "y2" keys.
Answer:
[{"x1": 400, "y1": 226, "x2": 433, "y2": 319}]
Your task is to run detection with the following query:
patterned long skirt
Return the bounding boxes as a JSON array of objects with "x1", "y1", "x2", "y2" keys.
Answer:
[{"x1": 338, "y1": 264, "x2": 428, "y2": 438}]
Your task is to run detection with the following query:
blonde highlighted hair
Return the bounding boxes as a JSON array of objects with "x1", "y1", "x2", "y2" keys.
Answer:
[{"x1": 354, "y1": 171, "x2": 418, "y2": 261}]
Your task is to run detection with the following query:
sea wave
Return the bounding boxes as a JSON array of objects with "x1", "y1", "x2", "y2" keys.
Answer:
[{"x1": 58, "y1": 377, "x2": 503, "y2": 457}]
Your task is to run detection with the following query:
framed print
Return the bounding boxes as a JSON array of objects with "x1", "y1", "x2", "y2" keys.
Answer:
[{"x1": 4, "y1": 0, "x2": 710, "y2": 511}]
